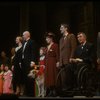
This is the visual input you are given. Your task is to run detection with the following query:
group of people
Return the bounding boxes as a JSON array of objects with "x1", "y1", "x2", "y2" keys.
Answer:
[
  {"x1": 0, "y1": 23, "x2": 99, "y2": 97},
  {"x1": 0, "y1": 31, "x2": 37, "y2": 97}
]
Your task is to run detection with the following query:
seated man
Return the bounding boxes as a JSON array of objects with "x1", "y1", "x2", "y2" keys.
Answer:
[{"x1": 68, "y1": 32, "x2": 96, "y2": 90}]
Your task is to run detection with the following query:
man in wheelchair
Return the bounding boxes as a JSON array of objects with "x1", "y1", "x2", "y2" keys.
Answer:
[{"x1": 66, "y1": 32, "x2": 96, "y2": 92}]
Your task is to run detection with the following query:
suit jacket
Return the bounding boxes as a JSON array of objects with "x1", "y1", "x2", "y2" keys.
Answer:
[
  {"x1": 59, "y1": 33, "x2": 77, "y2": 66},
  {"x1": 74, "y1": 42, "x2": 95, "y2": 64},
  {"x1": 22, "y1": 39, "x2": 37, "y2": 67}
]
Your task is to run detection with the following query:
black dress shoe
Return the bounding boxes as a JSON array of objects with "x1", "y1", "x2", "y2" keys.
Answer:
[{"x1": 47, "y1": 91, "x2": 53, "y2": 97}]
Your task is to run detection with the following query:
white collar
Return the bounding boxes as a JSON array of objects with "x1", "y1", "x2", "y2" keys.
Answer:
[
  {"x1": 81, "y1": 41, "x2": 86, "y2": 46},
  {"x1": 63, "y1": 32, "x2": 68, "y2": 37},
  {"x1": 40, "y1": 56, "x2": 45, "y2": 60}
]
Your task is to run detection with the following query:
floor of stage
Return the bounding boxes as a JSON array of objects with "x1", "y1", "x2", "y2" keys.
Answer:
[
  {"x1": 0, "y1": 94, "x2": 100, "y2": 99},
  {"x1": 18, "y1": 96, "x2": 100, "y2": 99},
  {"x1": 1, "y1": 93, "x2": 100, "y2": 99}
]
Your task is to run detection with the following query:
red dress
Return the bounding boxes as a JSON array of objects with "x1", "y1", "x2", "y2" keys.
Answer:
[
  {"x1": 45, "y1": 43, "x2": 59, "y2": 87},
  {"x1": 35, "y1": 56, "x2": 45, "y2": 97},
  {"x1": 37, "y1": 56, "x2": 45, "y2": 76},
  {"x1": 0, "y1": 71, "x2": 4, "y2": 94}
]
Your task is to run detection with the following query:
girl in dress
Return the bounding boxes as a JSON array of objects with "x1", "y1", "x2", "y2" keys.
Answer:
[
  {"x1": 3, "y1": 65, "x2": 13, "y2": 94},
  {"x1": 0, "y1": 64, "x2": 4, "y2": 95},
  {"x1": 29, "y1": 47, "x2": 46, "y2": 97},
  {"x1": 36, "y1": 47, "x2": 46, "y2": 97}
]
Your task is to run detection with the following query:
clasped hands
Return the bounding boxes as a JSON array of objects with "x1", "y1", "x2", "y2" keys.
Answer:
[{"x1": 69, "y1": 58, "x2": 83, "y2": 63}]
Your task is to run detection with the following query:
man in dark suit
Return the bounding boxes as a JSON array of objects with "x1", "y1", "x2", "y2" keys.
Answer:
[
  {"x1": 70, "y1": 32, "x2": 95, "y2": 89},
  {"x1": 21, "y1": 31, "x2": 37, "y2": 96}
]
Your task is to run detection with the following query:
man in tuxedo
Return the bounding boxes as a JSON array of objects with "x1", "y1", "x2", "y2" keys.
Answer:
[
  {"x1": 69, "y1": 32, "x2": 96, "y2": 89},
  {"x1": 21, "y1": 31, "x2": 37, "y2": 96}
]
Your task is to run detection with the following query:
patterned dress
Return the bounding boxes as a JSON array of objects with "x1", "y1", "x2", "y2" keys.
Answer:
[{"x1": 3, "y1": 70, "x2": 13, "y2": 94}]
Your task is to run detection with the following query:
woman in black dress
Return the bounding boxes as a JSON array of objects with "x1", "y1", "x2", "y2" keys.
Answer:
[{"x1": 12, "y1": 36, "x2": 23, "y2": 95}]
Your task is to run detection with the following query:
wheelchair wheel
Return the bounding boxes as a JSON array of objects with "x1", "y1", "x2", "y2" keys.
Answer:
[
  {"x1": 56, "y1": 67, "x2": 66, "y2": 96},
  {"x1": 56, "y1": 67, "x2": 65, "y2": 85},
  {"x1": 80, "y1": 67, "x2": 88, "y2": 89},
  {"x1": 77, "y1": 65, "x2": 96, "y2": 96},
  {"x1": 77, "y1": 64, "x2": 88, "y2": 88}
]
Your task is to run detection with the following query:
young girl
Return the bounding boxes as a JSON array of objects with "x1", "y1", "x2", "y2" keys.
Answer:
[
  {"x1": 0, "y1": 64, "x2": 4, "y2": 95},
  {"x1": 28, "y1": 47, "x2": 46, "y2": 97},
  {"x1": 36, "y1": 47, "x2": 46, "y2": 97},
  {"x1": 3, "y1": 65, "x2": 13, "y2": 94}
]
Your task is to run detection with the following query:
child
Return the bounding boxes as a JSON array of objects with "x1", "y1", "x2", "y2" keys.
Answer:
[
  {"x1": 28, "y1": 47, "x2": 46, "y2": 97},
  {"x1": 0, "y1": 64, "x2": 4, "y2": 95},
  {"x1": 36, "y1": 47, "x2": 46, "y2": 97},
  {"x1": 3, "y1": 65, "x2": 13, "y2": 94}
]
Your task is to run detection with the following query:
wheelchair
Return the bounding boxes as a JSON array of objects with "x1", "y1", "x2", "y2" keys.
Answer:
[
  {"x1": 55, "y1": 65, "x2": 76, "y2": 97},
  {"x1": 56, "y1": 63, "x2": 96, "y2": 97},
  {"x1": 74, "y1": 63, "x2": 96, "y2": 96}
]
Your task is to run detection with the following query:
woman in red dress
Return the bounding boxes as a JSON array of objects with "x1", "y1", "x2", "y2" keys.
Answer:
[{"x1": 45, "y1": 32, "x2": 59, "y2": 97}]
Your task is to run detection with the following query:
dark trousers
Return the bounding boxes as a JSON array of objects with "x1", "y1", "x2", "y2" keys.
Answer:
[
  {"x1": 26, "y1": 77, "x2": 35, "y2": 96},
  {"x1": 21, "y1": 60, "x2": 35, "y2": 96},
  {"x1": 60, "y1": 64, "x2": 75, "y2": 90}
]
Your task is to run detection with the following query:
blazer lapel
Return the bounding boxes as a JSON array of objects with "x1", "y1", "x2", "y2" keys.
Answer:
[{"x1": 60, "y1": 34, "x2": 69, "y2": 50}]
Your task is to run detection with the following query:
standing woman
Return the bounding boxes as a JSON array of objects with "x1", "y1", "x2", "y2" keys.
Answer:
[
  {"x1": 12, "y1": 36, "x2": 23, "y2": 95},
  {"x1": 45, "y1": 32, "x2": 59, "y2": 97}
]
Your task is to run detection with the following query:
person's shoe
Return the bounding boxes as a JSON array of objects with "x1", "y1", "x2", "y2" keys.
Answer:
[
  {"x1": 47, "y1": 91, "x2": 53, "y2": 97},
  {"x1": 52, "y1": 91, "x2": 57, "y2": 97},
  {"x1": 20, "y1": 92, "x2": 24, "y2": 96},
  {"x1": 15, "y1": 92, "x2": 20, "y2": 96},
  {"x1": 38, "y1": 94, "x2": 42, "y2": 97}
]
